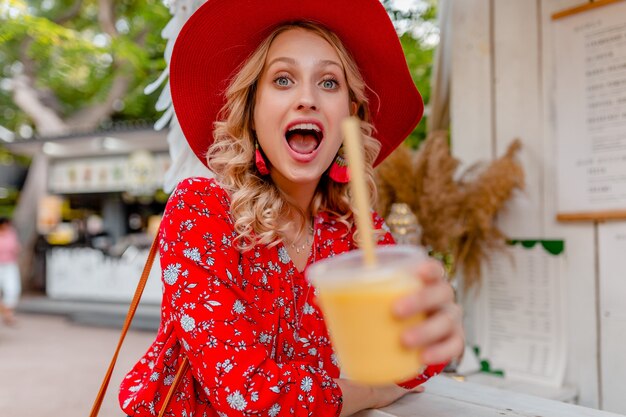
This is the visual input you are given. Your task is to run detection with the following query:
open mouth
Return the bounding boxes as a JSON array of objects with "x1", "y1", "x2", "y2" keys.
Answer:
[{"x1": 285, "y1": 122, "x2": 324, "y2": 155}]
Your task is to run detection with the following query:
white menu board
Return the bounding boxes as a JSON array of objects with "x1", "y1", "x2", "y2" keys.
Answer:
[
  {"x1": 476, "y1": 241, "x2": 567, "y2": 387},
  {"x1": 553, "y1": 1, "x2": 626, "y2": 218}
]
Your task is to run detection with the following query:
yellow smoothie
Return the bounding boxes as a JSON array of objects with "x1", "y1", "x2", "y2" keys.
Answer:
[{"x1": 308, "y1": 247, "x2": 427, "y2": 385}]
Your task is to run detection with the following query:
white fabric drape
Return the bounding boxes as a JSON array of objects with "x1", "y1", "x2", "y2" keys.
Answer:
[
  {"x1": 151, "y1": 0, "x2": 213, "y2": 193},
  {"x1": 0, "y1": 125, "x2": 15, "y2": 142}
]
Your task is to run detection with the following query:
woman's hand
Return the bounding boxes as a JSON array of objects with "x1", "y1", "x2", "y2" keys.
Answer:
[
  {"x1": 336, "y1": 260, "x2": 462, "y2": 416},
  {"x1": 335, "y1": 378, "x2": 424, "y2": 417},
  {"x1": 394, "y1": 260, "x2": 465, "y2": 366}
]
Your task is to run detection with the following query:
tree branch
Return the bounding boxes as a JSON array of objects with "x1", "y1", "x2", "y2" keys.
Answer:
[
  {"x1": 65, "y1": 69, "x2": 132, "y2": 130},
  {"x1": 18, "y1": 38, "x2": 36, "y2": 79},
  {"x1": 19, "y1": 38, "x2": 64, "y2": 114},
  {"x1": 10, "y1": 0, "x2": 135, "y2": 136},
  {"x1": 135, "y1": 28, "x2": 149, "y2": 47},
  {"x1": 62, "y1": 0, "x2": 135, "y2": 131},
  {"x1": 98, "y1": 0, "x2": 118, "y2": 37},
  {"x1": 15, "y1": 37, "x2": 65, "y2": 135},
  {"x1": 54, "y1": 0, "x2": 83, "y2": 24},
  {"x1": 11, "y1": 75, "x2": 68, "y2": 136}
]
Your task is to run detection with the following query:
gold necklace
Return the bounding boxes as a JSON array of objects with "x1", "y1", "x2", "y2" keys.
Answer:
[
  {"x1": 289, "y1": 224, "x2": 314, "y2": 254},
  {"x1": 291, "y1": 221, "x2": 315, "y2": 340}
]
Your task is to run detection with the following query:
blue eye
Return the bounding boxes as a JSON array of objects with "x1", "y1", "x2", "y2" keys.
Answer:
[
  {"x1": 321, "y1": 78, "x2": 338, "y2": 89},
  {"x1": 274, "y1": 76, "x2": 291, "y2": 87}
]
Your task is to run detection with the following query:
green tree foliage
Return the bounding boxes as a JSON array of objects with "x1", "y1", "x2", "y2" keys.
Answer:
[
  {"x1": 0, "y1": 144, "x2": 28, "y2": 218},
  {"x1": 0, "y1": 0, "x2": 436, "y2": 144},
  {"x1": 384, "y1": 0, "x2": 439, "y2": 149},
  {"x1": 402, "y1": 32, "x2": 435, "y2": 149},
  {"x1": 0, "y1": 0, "x2": 169, "y2": 135}
]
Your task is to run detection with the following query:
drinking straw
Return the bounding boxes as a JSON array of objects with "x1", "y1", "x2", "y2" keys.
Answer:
[{"x1": 341, "y1": 117, "x2": 378, "y2": 267}]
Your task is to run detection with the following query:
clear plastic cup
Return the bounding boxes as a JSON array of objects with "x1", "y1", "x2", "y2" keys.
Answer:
[{"x1": 306, "y1": 245, "x2": 428, "y2": 385}]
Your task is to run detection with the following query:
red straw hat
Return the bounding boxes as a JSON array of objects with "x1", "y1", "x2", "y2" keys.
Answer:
[{"x1": 170, "y1": 0, "x2": 423, "y2": 167}]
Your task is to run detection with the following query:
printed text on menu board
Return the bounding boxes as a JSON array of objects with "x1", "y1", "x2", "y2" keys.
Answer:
[{"x1": 554, "y1": 2, "x2": 626, "y2": 214}]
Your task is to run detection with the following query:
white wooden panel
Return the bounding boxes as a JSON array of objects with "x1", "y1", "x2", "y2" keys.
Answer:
[
  {"x1": 598, "y1": 221, "x2": 626, "y2": 414},
  {"x1": 493, "y1": 0, "x2": 544, "y2": 238},
  {"x1": 551, "y1": 225, "x2": 598, "y2": 407},
  {"x1": 600, "y1": 317, "x2": 626, "y2": 414},
  {"x1": 449, "y1": 0, "x2": 493, "y2": 350},
  {"x1": 598, "y1": 222, "x2": 626, "y2": 320},
  {"x1": 450, "y1": 0, "x2": 600, "y2": 408},
  {"x1": 541, "y1": 0, "x2": 600, "y2": 409},
  {"x1": 450, "y1": 0, "x2": 493, "y2": 164}
]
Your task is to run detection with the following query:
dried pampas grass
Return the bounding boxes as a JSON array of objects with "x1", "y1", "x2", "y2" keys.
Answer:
[{"x1": 375, "y1": 131, "x2": 525, "y2": 291}]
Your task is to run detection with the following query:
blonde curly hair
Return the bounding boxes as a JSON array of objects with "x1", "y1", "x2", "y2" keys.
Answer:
[{"x1": 207, "y1": 21, "x2": 381, "y2": 250}]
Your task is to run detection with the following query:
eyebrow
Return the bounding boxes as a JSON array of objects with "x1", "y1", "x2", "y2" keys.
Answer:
[{"x1": 266, "y1": 57, "x2": 343, "y2": 70}]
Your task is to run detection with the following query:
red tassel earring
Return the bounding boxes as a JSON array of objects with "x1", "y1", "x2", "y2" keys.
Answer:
[
  {"x1": 328, "y1": 146, "x2": 349, "y2": 183},
  {"x1": 255, "y1": 141, "x2": 270, "y2": 175}
]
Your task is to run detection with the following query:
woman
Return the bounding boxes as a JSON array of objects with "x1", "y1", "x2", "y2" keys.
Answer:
[
  {"x1": 0, "y1": 217, "x2": 21, "y2": 326},
  {"x1": 120, "y1": 1, "x2": 464, "y2": 416}
]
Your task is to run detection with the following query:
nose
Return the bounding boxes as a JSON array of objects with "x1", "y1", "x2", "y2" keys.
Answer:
[{"x1": 295, "y1": 82, "x2": 318, "y2": 111}]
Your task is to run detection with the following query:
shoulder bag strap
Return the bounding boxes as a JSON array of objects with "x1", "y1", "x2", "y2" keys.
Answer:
[{"x1": 89, "y1": 235, "x2": 189, "y2": 417}]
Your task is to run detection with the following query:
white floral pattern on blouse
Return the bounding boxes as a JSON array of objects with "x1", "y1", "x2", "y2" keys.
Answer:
[{"x1": 119, "y1": 177, "x2": 444, "y2": 417}]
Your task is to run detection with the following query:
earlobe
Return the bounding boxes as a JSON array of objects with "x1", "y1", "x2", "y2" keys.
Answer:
[{"x1": 351, "y1": 102, "x2": 358, "y2": 116}]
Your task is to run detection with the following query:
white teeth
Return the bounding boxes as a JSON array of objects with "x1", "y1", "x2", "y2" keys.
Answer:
[{"x1": 288, "y1": 123, "x2": 321, "y2": 132}]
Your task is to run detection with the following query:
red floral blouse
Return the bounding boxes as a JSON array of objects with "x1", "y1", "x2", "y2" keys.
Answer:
[{"x1": 119, "y1": 177, "x2": 445, "y2": 417}]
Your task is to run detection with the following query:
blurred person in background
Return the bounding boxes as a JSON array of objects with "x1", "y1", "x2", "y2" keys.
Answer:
[{"x1": 0, "y1": 217, "x2": 21, "y2": 326}]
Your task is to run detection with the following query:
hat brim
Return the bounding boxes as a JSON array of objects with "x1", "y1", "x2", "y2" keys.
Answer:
[{"x1": 170, "y1": 0, "x2": 423, "y2": 168}]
